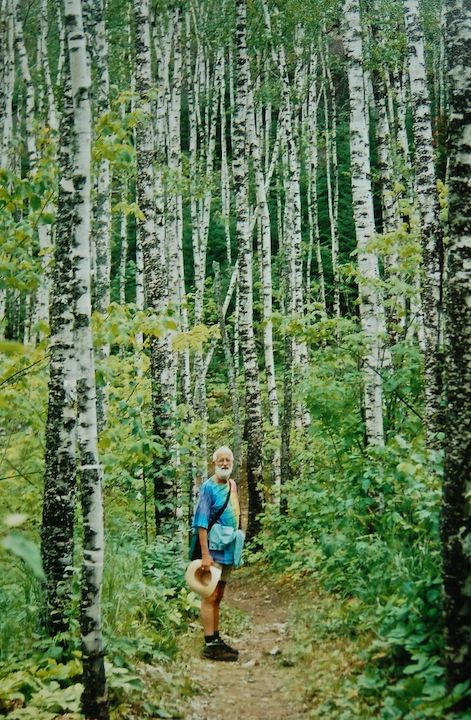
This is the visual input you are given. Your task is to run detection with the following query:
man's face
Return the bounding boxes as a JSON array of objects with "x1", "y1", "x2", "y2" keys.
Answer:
[{"x1": 214, "y1": 452, "x2": 233, "y2": 480}]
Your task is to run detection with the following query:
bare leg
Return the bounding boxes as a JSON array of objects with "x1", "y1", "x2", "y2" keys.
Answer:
[
  {"x1": 200, "y1": 581, "x2": 226, "y2": 637},
  {"x1": 200, "y1": 595, "x2": 216, "y2": 636},
  {"x1": 213, "y1": 581, "x2": 226, "y2": 633}
]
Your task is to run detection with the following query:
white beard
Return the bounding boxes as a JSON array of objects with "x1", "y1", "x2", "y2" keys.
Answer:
[{"x1": 215, "y1": 466, "x2": 232, "y2": 480}]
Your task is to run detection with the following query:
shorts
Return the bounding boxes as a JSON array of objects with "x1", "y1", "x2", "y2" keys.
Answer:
[{"x1": 213, "y1": 562, "x2": 233, "y2": 583}]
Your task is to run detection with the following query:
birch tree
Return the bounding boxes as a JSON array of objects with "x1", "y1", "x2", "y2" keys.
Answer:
[
  {"x1": 87, "y1": 0, "x2": 111, "y2": 430},
  {"x1": 441, "y1": 0, "x2": 471, "y2": 703},
  {"x1": 343, "y1": 0, "x2": 385, "y2": 447},
  {"x1": 41, "y1": 66, "x2": 76, "y2": 640},
  {"x1": 135, "y1": 0, "x2": 173, "y2": 536},
  {"x1": 404, "y1": 0, "x2": 445, "y2": 445},
  {"x1": 233, "y1": 0, "x2": 264, "y2": 538},
  {"x1": 64, "y1": 0, "x2": 108, "y2": 715}
]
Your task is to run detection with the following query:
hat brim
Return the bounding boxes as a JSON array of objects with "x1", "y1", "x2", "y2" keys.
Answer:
[{"x1": 185, "y1": 559, "x2": 222, "y2": 598}]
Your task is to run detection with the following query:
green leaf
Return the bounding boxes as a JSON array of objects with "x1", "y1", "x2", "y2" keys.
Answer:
[{"x1": 1, "y1": 533, "x2": 45, "y2": 579}]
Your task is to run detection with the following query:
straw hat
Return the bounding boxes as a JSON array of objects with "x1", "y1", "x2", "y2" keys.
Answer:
[{"x1": 185, "y1": 559, "x2": 222, "y2": 598}]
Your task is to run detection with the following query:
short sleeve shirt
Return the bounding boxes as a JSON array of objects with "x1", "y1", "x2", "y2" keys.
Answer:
[{"x1": 192, "y1": 476, "x2": 240, "y2": 565}]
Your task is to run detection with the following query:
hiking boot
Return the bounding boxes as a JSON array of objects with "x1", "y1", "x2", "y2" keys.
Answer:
[
  {"x1": 215, "y1": 637, "x2": 239, "y2": 658},
  {"x1": 202, "y1": 640, "x2": 238, "y2": 662}
]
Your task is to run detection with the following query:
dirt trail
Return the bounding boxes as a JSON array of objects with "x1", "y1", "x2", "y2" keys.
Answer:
[{"x1": 181, "y1": 569, "x2": 308, "y2": 720}]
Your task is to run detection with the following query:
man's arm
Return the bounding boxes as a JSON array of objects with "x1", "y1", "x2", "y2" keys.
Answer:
[{"x1": 198, "y1": 527, "x2": 213, "y2": 571}]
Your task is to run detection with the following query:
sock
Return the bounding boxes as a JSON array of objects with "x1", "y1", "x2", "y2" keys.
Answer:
[
  {"x1": 213, "y1": 630, "x2": 220, "y2": 639},
  {"x1": 204, "y1": 634, "x2": 216, "y2": 644}
]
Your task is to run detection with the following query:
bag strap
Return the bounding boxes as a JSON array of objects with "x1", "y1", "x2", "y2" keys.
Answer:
[{"x1": 208, "y1": 482, "x2": 232, "y2": 532}]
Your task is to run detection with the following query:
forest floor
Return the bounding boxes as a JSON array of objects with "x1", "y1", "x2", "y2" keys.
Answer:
[{"x1": 175, "y1": 566, "x2": 370, "y2": 720}]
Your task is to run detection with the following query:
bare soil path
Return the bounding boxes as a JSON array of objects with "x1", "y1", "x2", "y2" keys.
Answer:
[{"x1": 180, "y1": 568, "x2": 309, "y2": 720}]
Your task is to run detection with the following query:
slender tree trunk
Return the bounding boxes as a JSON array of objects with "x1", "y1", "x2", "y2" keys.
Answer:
[
  {"x1": 233, "y1": 0, "x2": 264, "y2": 539},
  {"x1": 404, "y1": 0, "x2": 445, "y2": 446},
  {"x1": 321, "y1": 37, "x2": 340, "y2": 318},
  {"x1": 135, "y1": 0, "x2": 173, "y2": 536},
  {"x1": 1, "y1": 0, "x2": 15, "y2": 171},
  {"x1": 343, "y1": 0, "x2": 385, "y2": 447},
  {"x1": 441, "y1": 1, "x2": 471, "y2": 705},
  {"x1": 13, "y1": 0, "x2": 36, "y2": 170},
  {"x1": 246, "y1": 49, "x2": 281, "y2": 498},
  {"x1": 214, "y1": 262, "x2": 242, "y2": 483},
  {"x1": 305, "y1": 52, "x2": 325, "y2": 313},
  {"x1": 86, "y1": 0, "x2": 111, "y2": 432},
  {"x1": 63, "y1": 1, "x2": 108, "y2": 716},
  {"x1": 39, "y1": 0, "x2": 58, "y2": 131},
  {"x1": 41, "y1": 65, "x2": 76, "y2": 640}
]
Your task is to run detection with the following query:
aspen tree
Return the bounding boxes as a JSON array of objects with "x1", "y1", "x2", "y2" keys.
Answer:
[
  {"x1": 343, "y1": 0, "x2": 385, "y2": 447},
  {"x1": 404, "y1": 0, "x2": 445, "y2": 445},
  {"x1": 64, "y1": 0, "x2": 108, "y2": 714},
  {"x1": 441, "y1": 0, "x2": 471, "y2": 703},
  {"x1": 233, "y1": 0, "x2": 264, "y2": 538}
]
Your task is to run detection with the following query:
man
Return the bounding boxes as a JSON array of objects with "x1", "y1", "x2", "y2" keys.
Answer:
[{"x1": 192, "y1": 446, "x2": 240, "y2": 661}]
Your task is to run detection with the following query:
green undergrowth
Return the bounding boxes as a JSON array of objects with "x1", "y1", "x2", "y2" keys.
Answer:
[
  {"x1": 254, "y1": 441, "x2": 470, "y2": 718},
  {"x1": 0, "y1": 536, "x2": 203, "y2": 719}
]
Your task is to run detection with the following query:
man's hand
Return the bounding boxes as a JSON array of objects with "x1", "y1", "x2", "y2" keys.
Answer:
[{"x1": 200, "y1": 553, "x2": 213, "y2": 572}]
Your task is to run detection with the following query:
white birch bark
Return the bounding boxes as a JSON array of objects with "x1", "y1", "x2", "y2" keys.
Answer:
[
  {"x1": 13, "y1": 0, "x2": 36, "y2": 170},
  {"x1": 234, "y1": 0, "x2": 264, "y2": 538},
  {"x1": 84, "y1": 0, "x2": 111, "y2": 431},
  {"x1": 135, "y1": 0, "x2": 174, "y2": 535},
  {"x1": 41, "y1": 66, "x2": 77, "y2": 640},
  {"x1": 246, "y1": 49, "x2": 281, "y2": 495},
  {"x1": 166, "y1": 9, "x2": 183, "y2": 402},
  {"x1": 0, "y1": 2, "x2": 14, "y2": 332},
  {"x1": 214, "y1": 262, "x2": 242, "y2": 483},
  {"x1": 305, "y1": 51, "x2": 326, "y2": 313},
  {"x1": 321, "y1": 39, "x2": 340, "y2": 318},
  {"x1": 442, "y1": 0, "x2": 471, "y2": 691},
  {"x1": 343, "y1": 0, "x2": 385, "y2": 447},
  {"x1": 63, "y1": 0, "x2": 107, "y2": 716},
  {"x1": 39, "y1": 0, "x2": 58, "y2": 131},
  {"x1": 220, "y1": 53, "x2": 232, "y2": 264},
  {"x1": 1, "y1": 0, "x2": 15, "y2": 170},
  {"x1": 118, "y1": 183, "x2": 128, "y2": 306},
  {"x1": 404, "y1": 0, "x2": 445, "y2": 444}
]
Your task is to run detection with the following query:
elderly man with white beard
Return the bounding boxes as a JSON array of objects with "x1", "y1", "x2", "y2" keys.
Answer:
[{"x1": 192, "y1": 445, "x2": 242, "y2": 661}]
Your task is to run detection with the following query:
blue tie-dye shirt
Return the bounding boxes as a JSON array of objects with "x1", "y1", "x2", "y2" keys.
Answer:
[{"x1": 192, "y1": 476, "x2": 240, "y2": 565}]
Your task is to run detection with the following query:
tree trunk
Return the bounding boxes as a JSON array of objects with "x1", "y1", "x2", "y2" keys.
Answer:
[
  {"x1": 0, "y1": 0, "x2": 15, "y2": 170},
  {"x1": 343, "y1": 0, "x2": 385, "y2": 447},
  {"x1": 135, "y1": 0, "x2": 173, "y2": 536},
  {"x1": 87, "y1": 0, "x2": 111, "y2": 432},
  {"x1": 441, "y1": 0, "x2": 471, "y2": 705},
  {"x1": 404, "y1": 0, "x2": 445, "y2": 445},
  {"x1": 64, "y1": 1, "x2": 108, "y2": 716},
  {"x1": 41, "y1": 64, "x2": 76, "y2": 640},
  {"x1": 233, "y1": 0, "x2": 264, "y2": 539},
  {"x1": 214, "y1": 262, "x2": 242, "y2": 484}
]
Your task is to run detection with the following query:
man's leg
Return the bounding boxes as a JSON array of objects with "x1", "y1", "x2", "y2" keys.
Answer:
[
  {"x1": 201, "y1": 567, "x2": 238, "y2": 661},
  {"x1": 200, "y1": 594, "x2": 215, "y2": 637},
  {"x1": 212, "y1": 581, "x2": 226, "y2": 633}
]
